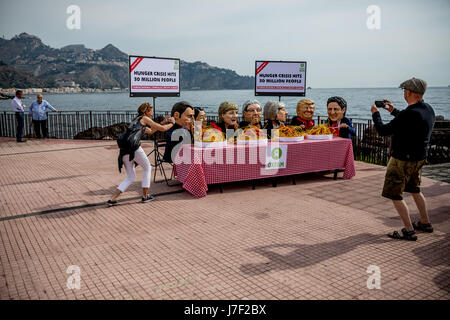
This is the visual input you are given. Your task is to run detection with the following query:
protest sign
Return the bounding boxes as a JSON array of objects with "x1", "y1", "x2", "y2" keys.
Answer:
[
  {"x1": 255, "y1": 61, "x2": 307, "y2": 96},
  {"x1": 129, "y1": 56, "x2": 180, "y2": 97}
]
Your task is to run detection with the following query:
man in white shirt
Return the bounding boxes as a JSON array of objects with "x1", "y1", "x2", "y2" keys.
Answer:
[
  {"x1": 29, "y1": 94, "x2": 59, "y2": 138},
  {"x1": 11, "y1": 90, "x2": 26, "y2": 142}
]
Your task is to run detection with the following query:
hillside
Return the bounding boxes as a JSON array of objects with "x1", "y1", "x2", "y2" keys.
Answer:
[
  {"x1": 0, "y1": 33, "x2": 254, "y2": 90},
  {"x1": 0, "y1": 61, "x2": 47, "y2": 88}
]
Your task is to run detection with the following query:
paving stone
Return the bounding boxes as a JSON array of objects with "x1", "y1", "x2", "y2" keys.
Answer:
[{"x1": 0, "y1": 137, "x2": 449, "y2": 300}]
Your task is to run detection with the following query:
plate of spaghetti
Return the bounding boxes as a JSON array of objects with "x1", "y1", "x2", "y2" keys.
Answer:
[
  {"x1": 306, "y1": 124, "x2": 333, "y2": 140},
  {"x1": 273, "y1": 126, "x2": 306, "y2": 142},
  {"x1": 237, "y1": 126, "x2": 268, "y2": 145},
  {"x1": 194, "y1": 127, "x2": 227, "y2": 148}
]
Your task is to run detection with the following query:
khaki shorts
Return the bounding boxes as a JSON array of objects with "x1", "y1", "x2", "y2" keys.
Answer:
[{"x1": 382, "y1": 157, "x2": 425, "y2": 200}]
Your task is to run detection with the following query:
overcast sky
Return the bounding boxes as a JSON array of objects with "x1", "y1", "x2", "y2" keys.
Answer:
[{"x1": 1, "y1": 0, "x2": 449, "y2": 88}]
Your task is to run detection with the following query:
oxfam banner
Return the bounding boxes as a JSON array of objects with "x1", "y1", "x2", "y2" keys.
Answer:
[
  {"x1": 265, "y1": 145, "x2": 288, "y2": 169},
  {"x1": 255, "y1": 60, "x2": 307, "y2": 96},
  {"x1": 129, "y1": 55, "x2": 180, "y2": 97}
]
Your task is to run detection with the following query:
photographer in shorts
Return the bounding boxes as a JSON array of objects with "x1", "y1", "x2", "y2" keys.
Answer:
[{"x1": 371, "y1": 77, "x2": 435, "y2": 241}]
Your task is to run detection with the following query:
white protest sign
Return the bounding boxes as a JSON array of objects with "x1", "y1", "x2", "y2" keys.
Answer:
[
  {"x1": 255, "y1": 61, "x2": 307, "y2": 96},
  {"x1": 266, "y1": 145, "x2": 287, "y2": 169},
  {"x1": 129, "y1": 56, "x2": 180, "y2": 97}
]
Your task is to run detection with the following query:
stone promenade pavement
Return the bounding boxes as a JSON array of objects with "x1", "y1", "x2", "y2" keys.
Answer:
[{"x1": 0, "y1": 138, "x2": 448, "y2": 300}]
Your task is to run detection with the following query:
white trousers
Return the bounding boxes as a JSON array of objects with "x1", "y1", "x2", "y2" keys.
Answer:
[{"x1": 117, "y1": 147, "x2": 151, "y2": 192}]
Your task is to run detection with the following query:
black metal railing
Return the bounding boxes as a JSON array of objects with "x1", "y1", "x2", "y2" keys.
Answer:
[
  {"x1": 0, "y1": 111, "x2": 143, "y2": 140},
  {"x1": 1, "y1": 111, "x2": 448, "y2": 165}
]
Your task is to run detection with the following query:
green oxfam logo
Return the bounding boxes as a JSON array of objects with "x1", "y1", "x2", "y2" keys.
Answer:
[
  {"x1": 299, "y1": 63, "x2": 305, "y2": 72},
  {"x1": 272, "y1": 147, "x2": 282, "y2": 160}
]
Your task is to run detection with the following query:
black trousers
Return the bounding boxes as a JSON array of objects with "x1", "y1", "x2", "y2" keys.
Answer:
[
  {"x1": 32, "y1": 119, "x2": 48, "y2": 138},
  {"x1": 15, "y1": 112, "x2": 24, "y2": 141}
]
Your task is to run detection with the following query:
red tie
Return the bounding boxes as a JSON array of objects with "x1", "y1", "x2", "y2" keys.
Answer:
[{"x1": 331, "y1": 122, "x2": 339, "y2": 136}]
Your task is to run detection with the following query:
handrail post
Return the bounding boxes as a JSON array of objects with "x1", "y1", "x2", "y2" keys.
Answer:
[{"x1": 2, "y1": 111, "x2": 6, "y2": 137}]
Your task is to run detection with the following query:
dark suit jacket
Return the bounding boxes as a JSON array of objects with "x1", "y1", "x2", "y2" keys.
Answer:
[
  {"x1": 326, "y1": 117, "x2": 356, "y2": 139},
  {"x1": 290, "y1": 116, "x2": 314, "y2": 129},
  {"x1": 263, "y1": 120, "x2": 284, "y2": 139},
  {"x1": 163, "y1": 124, "x2": 192, "y2": 163}
]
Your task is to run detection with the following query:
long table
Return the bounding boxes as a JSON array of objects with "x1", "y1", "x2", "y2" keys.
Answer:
[{"x1": 174, "y1": 137, "x2": 356, "y2": 198}]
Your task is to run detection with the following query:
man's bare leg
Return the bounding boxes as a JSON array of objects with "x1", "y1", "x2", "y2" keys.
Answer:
[
  {"x1": 392, "y1": 199, "x2": 414, "y2": 231},
  {"x1": 411, "y1": 192, "x2": 430, "y2": 224},
  {"x1": 142, "y1": 188, "x2": 149, "y2": 198}
]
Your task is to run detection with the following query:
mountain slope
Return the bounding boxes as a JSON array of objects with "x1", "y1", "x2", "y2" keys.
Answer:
[
  {"x1": 0, "y1": 33, "x2": 254, "y2": 90},
  {"x1": 0, "y1": 61, "x2": 47, "y2": 88}
]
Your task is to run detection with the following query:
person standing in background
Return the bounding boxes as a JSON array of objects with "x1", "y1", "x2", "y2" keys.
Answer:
[
  {"x1": 11, "y1": 90, "x2": 26, "y2": 142},
  {"x1": 29, "y1": 94, "x2": 59, "y2": 138}
]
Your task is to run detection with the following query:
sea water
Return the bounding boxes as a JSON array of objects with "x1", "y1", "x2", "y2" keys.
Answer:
[{"x1": 1, "y1": 87, "x2": 448, "y2": 122}]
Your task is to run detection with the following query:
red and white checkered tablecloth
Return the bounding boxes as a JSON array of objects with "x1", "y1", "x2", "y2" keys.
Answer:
[{"x1": 174, "y1": 138, "x2": 356, "y2": 198}]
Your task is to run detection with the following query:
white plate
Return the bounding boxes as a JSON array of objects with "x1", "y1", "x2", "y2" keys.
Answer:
[
  {"x1": 305, "y1": 134, "x2": 333, "y2": 140},
  {"x1": 194, "y1": 141, "x2": 227, "y2": 148},
  {"x1": 237, "y1": 139, "x2": 268, "y2": 145},
  {"x1": 278, "y1": 136, "x2": 304, "y2": 142}
]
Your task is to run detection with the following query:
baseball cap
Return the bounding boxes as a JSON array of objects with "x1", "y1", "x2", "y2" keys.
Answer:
[{"x1": 399, "y1": 77, "x2": 427, "y2": 94}]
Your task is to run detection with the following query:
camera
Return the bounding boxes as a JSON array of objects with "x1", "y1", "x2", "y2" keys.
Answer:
[{"x1": 375, "y1": 100, "x2": 385, "y2": 108}]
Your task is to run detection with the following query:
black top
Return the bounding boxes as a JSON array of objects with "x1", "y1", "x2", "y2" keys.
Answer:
[
  {"x1": 212, "y1": 122, "x2": 238, "y2": 139},
  {"x1": 163, "y1": 123, "x2": 192, "y2": 163},
  {"x1": 215, "y1": 122, "x2": 238, "y2": 132},
  {"x1": 215, "y1": 122, "x2": 227, "y2": 133},
  {"x1": 263, "y1": 120, "x2": 283, "y2": 139},
  {"x1": 118, "y1": 116, "x2": 147, "y2": 172},
  {"x1": 372, "y1": 100, "x2": 435, "y2": 161},
  {"x1": 326, "y1": 117, "x2": 356, "y2": 139}
]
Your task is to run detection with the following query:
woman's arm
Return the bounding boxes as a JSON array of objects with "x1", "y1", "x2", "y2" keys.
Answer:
[
  {"x1": 160, "y1": 115, "x2": 173, "y2": 124},
  {"x1": 143, "y1": 116, "x2": 174, "y2": 132}
]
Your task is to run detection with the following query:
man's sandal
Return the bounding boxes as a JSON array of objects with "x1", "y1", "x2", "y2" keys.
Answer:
[
  {"x1": 387, "y1": 228, "x2": 417, "y2": 241},
  {"x1": 412, "y1": 221, "x2": 433, "y2": 233}
]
